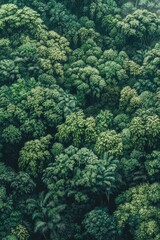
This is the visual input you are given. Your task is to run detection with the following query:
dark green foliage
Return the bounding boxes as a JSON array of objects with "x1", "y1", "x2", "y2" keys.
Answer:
[
  {"x1": 62, "y1": 42, "x2": 131, "y2": 105},
  {"x1": 0, "y1": 78, "x2": 78, "y2": 145},
  {"x1": 11, "y1": 172, "x2": 36, "y2": 196},
  {"x1": 0, "y1": 1, "x2": 159, "y2": 240},
  {"x1": 56, "y1": 110, "x2": 97, "y2": 148},
  {"x1": 83, "y1": 207, "x2": 117, "y2": 240},
  {"x1": 118, "y1": 9, "x2": 160, "y2": 46},
  {"x1": 0, "y1": 186, "x2": 28, "y2": 239},
  {"x1": 135, "y1": 43, "x2": 160, "y2": 92},
  {"x1": 121, "y1": 0, "x2": 160, "y2": 16},
  {"x1": 43, "y1": 148, "x2": 120, "y2": 203},
  {"x1": 145, "y1": 151, "x2": 160, "y2": 181},
  {"x1": 27, "y1": 191, "x2": 66, "y2": 240},
  {"x1": 115, "y1": 183, "x2": 160, "y2": 240}
]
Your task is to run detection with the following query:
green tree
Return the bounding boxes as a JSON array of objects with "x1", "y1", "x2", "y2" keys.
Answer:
[
  {"x1": 117, "y1": 9, "x2": 160, "y2": 47},
  {"x1": 115, "y1": 183, "x2": 160, "y2": 240},
  {"x1": 83, "y1": 207, "x2": 117, "y2": 240},
  {"x1": 94, "y1": 130, "x2": 123, "y2": 157},
  {"x1": 27, "y1": 191, "x2": 66, "y2": 240},
  {"x1": 56, "y1": 110, "x2": 97, "y2": 148},
  {"x1": 18, "y1": 135, "x2": 52, "y2": 176},
  {"x1": 43, "y1": 147, "x2": 120, "y2": 204}
]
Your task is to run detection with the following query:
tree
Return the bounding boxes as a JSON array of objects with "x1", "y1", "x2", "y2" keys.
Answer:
[
  {"x1": 145, "y1": 151, "x2": 160, "y2": 181},
  {"x1": 43, "y1": 147, "x2": 121, "y2": 204},
  {"x1": 63, "y1": 42, "x2": 131, "y2": 106},
  {"x1": 83, "y1": 207, "x2": 117, "y2": 240},
  {"x1": 117, "y1": 9, "x2": 160, "y2": 47},
  {"x1": 94, "y1": 130, "x2": 123, "y2": 157},
  {"x1": 0, "y1": 78, "x2": 78, "y2": 144},
  {"x1": 18, "y1": 135, "x2": 52, "y2": 176},
  {"x1": 27, "y1": 191, "x2": 66, "y2": 240},
  {"x1": 115, "y1": 183, "x2": 160, "y2": 240},
  {"x1": 121, "y1": 0, "x2": 160, "y2": 17},
  {"x1": 11, "y1": 225, "x2": 29, "y2": 240},
  {"x1": 119, "y1": 86, "x2": 141, "y2": 113},
  {"x1": 56, "y1": 110, "x2": 97, "y2": 148},
  {"x1": 0, "y1": 1, "x2": 159, "y2": 240},
  {"x1": 11, "y1": 172, "x2": 36, "y2": 197},
  {"x1": 95, "y1": 110, "x2": 113, "y2": 133},
  {"x1": 0, "y1": 186, "x2": 28, "y2": 239},
  {"x1": 129, "y1": 114, "x2": 160, "y2": 149},
  {"x1": 134, "y1": 44, "x2": 160, "y2": 92}
]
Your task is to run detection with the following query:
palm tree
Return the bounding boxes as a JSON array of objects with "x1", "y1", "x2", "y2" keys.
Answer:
[
  {"x1": 27, "y1": 191, "x2": 66, "y2": 240},
  {"x1": 97, "y1": 152, "x2": 120, "y2": 202}
]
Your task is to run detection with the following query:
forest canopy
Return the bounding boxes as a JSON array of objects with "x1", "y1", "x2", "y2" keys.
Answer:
[{"x1": 0, "y1": 1, "x2": 160, "y2": 240}]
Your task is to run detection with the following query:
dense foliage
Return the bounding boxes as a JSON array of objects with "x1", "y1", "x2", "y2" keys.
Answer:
[{"x1": 0, "y1": 1, "x2": 159, "y2": 239}]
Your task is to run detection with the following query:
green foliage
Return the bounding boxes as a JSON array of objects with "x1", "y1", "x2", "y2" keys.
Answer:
[
  {"x1": 118, "y1": 9, "x2": 160, "y2": 46},
  {"x1": 119, "y1": 86, "x2": 141, "y2": 113},
  {"x1": 121, "y1": 0, "x2": 160, "y2": 16},
  {"x1": 11, "y1": 172, "x2": 35, "y2": 196},
  {"x1": 2, "y1": 235, "x2": 17, "y2": 240},
  {"x1": 129, "y1": 114, "x2": 160, "y2": 149},
  {"x1": 18, "y1": 135, "x2": 52, "y2": 176},
  {"x1": 120, "y1": 150, "x2": 147, "y2": 185},
  {"x1": 43, "y1": 147, "x2": 120, "y2": 204},
  {"x1": 0, "y1": 162, "x2": 15, "y2": 187},
  {"x1": 113, "y1": 113, "x2": 130, "y2": 131},
  {"x1": 63, "y1": 40, "x2": 130, "y2": 105},
  {"x1": 0, "y1": 187, "x2": 26, "y2": 239},
  {"x1": 0, "y1": 1, "x2": 159, "y2": 240},
  {"x1": 0, "y1": 163, "x2": 33, "y2": 238},
  {"x1": 50, "y1": 143, "x2": 64, "y2": 157},
  {"x1": 83, "y1": 207, "x2": 117, "y2": 240},
  {"x1": 97, "y1": 152, "x2": 121, "y2": 198},
  {"x1": 94, "y1": 130, "x2": 123, "y2": 157},
  {"x1": 2, "y1": 125, "x2": 22, "y2": 144},
  {"x1": 56, "y1": 110, "x2": 97, "y2": 148},
  {"x1": 43, "y1": 146, "x2": 100, "y2": 203},
  {"x1": 0, "y1": 79, "x2": 78, "y2": 144},
  {"x1": 11, "y1": 225, "x2": 29, "y2": 240},
  {"x1": 0, "y1": 4, "x2": 44, "y2": 37},
  {"x1": 135, "y1": 43, "x2": 160, "y2": 92},
  {"x1": 145, "y1": 151, "x2": 160, "y2": 181},
  {"x1": 115, "y1": 183, "x2": 160, "y2": 239},
  {"x1": 27, "y1": 191, "x2": 65, "y2": 240},
  {"x1": 0, "y1": 3, "x2": 72, "y2": 89},
  {"x1": 95, "y1": 110, "x2": 113, "y2": 133}
]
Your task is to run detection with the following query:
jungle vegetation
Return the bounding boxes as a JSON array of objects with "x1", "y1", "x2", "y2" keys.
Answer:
[{"x1": 0, "y1": 0, "x2": 160, "y2": 239}]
